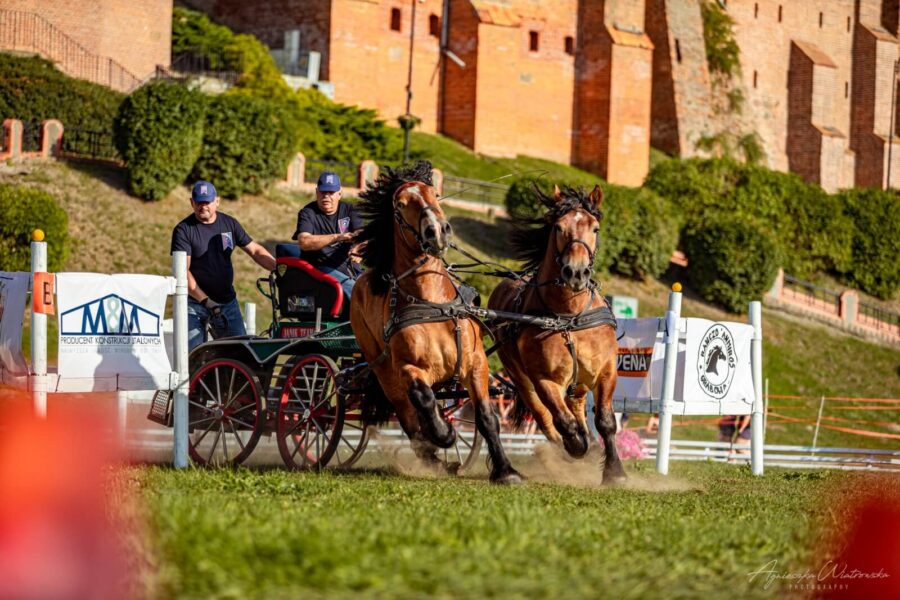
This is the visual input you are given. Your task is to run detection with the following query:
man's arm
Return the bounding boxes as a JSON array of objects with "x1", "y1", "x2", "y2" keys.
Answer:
[
  {"x1": 241, "y1": 241, "x2": 277, "y2": 271},
  {"x1": 297, "y1": 230, "x2": 358, "y2": 251}
]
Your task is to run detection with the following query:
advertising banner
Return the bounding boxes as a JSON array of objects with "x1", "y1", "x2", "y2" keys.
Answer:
[
  {"x1": 0, "y1": 272, "x2": 30, "y2": 375},
  {"x1": 56, "y1": 273, "x2": 172, "y2": 380}
]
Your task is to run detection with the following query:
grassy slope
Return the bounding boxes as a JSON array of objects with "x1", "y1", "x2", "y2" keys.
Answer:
[
  {"x1": 3, "y1": 161, "x2": 898, "y2": 450},
  {"x1": 128, "y1": 463, "x2": 898, "y2": 599}
]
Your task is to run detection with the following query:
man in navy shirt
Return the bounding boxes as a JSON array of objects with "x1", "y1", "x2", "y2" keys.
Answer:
[
  {"x1": 292, "y1": 171, "x2": 364, "y2": 300},
  {"x1": 171, "y1": 181, "x2": 276, "y2": 351}
]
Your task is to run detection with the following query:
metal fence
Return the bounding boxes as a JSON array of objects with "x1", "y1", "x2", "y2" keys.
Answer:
[
  {"x1": 169, "y1": 49, "x2": 239, "y2": 84},
  {"x1": 858, "y1": 300, "x2": 900, "y2": 335},
  {"x1": 441, "y1": 174, "x2": 509, "y2": 206},
  {"x1": 60, "y1": 128, "x2": 119, "y2": 161},
  {"x1": 21, "y1": 121, "x2": 41, "y2": 153},
  {"x1": 0, "y1": 9, "x2": 141, "y2": 92},
  {"x1": 782, "y1": 273, "x2": 842, "y2": 315}
]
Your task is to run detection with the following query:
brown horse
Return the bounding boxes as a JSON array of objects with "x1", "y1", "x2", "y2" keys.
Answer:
[
  {"x1": 349, "y1": 162, "x2": 522, "y2": 484},
  {"x1": 488, "y1": 184, "x2": 625, "y2": 484}
]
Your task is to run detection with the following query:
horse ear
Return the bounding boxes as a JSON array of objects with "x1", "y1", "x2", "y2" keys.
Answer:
[
  {"x1": 553, "y1": 185, "x2": 562, "y2": 203},
  {"x1": 589, "y1": 185, "x2": 603, "y2": 210}
]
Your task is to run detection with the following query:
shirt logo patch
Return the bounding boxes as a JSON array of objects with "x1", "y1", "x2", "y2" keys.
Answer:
[
  {"x1": 221, "y1": 232, "x2": 234, "y2": 250},
  {"x1": 338, "y1": 217, "x2": 350, "y2": 234}
]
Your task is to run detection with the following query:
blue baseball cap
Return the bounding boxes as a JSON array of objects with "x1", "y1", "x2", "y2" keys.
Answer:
[
  {"x1": 316, "y1": 171, "x2": 342, "y2": 193},
  {"x1": 191, "y1": 181, "x2": 217, "y2": 203}
]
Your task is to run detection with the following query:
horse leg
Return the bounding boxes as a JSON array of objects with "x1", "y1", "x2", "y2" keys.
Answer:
[
  {"x1": 595, "y1": 377, "x2": 626, "y2": 485},
  {"x1": 466, "y1": 361, "x2": 522, "y2": 485},
  {"x1": 401, "y1": 367, "x2": 457, "y2": 449},
  {"x1": 533, "y1": 379, "x2": 590, "y2": 457},
  {"x1": 501, "y1": 359, "x2": 561, "y2": 441}
]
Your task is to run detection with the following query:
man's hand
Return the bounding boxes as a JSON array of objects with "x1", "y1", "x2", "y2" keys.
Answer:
[
  {"x1": 201, "y1": 298, "x2": 230, "y2": 339},
  {"x1": 336, "y1": 230, "x2": 359, "y2": 244},
  {"x1": 349, "y1": 239, "x2": 368, "y2": 264}
]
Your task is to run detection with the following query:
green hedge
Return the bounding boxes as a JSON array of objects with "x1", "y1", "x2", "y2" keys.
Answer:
[
  {"x1": 836, "y1": 188, "x2": 900, "y2": 299},
  {"x1": 192, "y1": 94, "x2": 298, "y2": 198},
  {"x1": 0, "y1": 185, "x2": 68, "y2": 272},
  {"x1": 113, "y1": 81, "x2": 206, "y2": 200},
  {"x1": 682, "y1": 217, "x2": 779, "y2": 313},
  {"x1": 505, "y1": 177, "x2": 677, "y2": 280},
  {"x1": 0, "y1": 54, "x2": 123, "y2": 131},
  {"x1": 645, "y1": 158, "x2": 852, "y2": 278}
]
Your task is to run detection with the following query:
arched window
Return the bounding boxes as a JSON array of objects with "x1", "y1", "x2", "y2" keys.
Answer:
[
  {"x1": 390, "y1": 8, "x2": 401, "y2": 32},
  {"x1": 529, "y1": 31, "x2": 539, "y2": 52},
  {"x1": 564, "y1": 36, "x2": 574, "y2": 55},
  {"x1": 429, "y1": 14, "x2": 440, "y2": 37}
]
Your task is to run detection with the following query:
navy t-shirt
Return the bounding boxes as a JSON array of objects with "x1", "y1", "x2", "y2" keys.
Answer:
[
  {"x1": 292, "y1": 201, "x2": 364, "y2": 271},
  {"x1": 171, "y1": 212, "x2": 251, "y2": 303}
]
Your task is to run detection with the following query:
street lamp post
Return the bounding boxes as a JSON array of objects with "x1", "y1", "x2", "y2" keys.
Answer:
[{"x1": 402, "y1": 0, "x2": 420, "y2": 163}]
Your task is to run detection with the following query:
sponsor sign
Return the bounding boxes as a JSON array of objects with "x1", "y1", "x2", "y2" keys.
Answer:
[
  {"x1": 611, "y1": 296, "x2": 638, "y2": 319},
  {"x1": 682, "y1": 318, "x2": 754, "y2": 405},
  {"x1": 56, "y1": 274, "x2": 172, "y2": 379},
  {"x1": 613, "y1": 318, "x2": 660, "y2": 401},
  {"x1": 32, "y1": 272, "x2": 55, "y2": 315},
  {"x1": 0, "y1": 272, "x2": 29, "y2": 374}
]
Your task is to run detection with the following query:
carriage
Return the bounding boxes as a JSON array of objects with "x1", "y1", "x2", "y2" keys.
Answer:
[{"x1": 148, "y1": 244, "x2": 490, "y2": 471}]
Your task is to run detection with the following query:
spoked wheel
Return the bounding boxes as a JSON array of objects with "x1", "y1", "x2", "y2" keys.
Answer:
[
  {"x1": 331, "y1": 392, "x2": 371, "y2": 469},
  {"x1": 188, "y1": 358, "x2": 265, "y2": 466},
  {"x1": 436, "y1": 392, "x2": 483, "y2": 475},
  {"x1": 277, "y1": 355, "x2": 344, "y2": 470}
]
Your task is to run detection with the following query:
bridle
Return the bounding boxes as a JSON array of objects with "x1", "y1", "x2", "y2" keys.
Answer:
[{"x1": 392, "y1": 181, "x2": 445, "y2": 257}]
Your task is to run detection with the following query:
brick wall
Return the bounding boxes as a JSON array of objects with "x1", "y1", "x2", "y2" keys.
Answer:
[
  {"x1": 442, "y1": 0, "x2": 479, "y2": 148},
  {"x1": 3, "y1": 0, "x2": 171, "y2": 79}
]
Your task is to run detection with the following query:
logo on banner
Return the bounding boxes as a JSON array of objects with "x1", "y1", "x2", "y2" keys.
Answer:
[
  {"x1": 338, "y1": 217, "x2": 350, "y2": 234},
  {"x1": 617, "y1": 347, "x2": 653, "y2": 377},
  {"x1": 60, "y1": 294, "x2": 160, "y2": 337},
  {"x1": 697, "y1": 324, "x2": 736, "y2": 399}
]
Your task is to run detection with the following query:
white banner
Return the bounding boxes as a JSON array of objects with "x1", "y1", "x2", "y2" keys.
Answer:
[
  {"x1": 56, "y1": 273, "x2": 172, "y2": 380},
  {"x1": 613, "y1": 318, "x2": 660, "y2": 401},
  {"x1": 681, "y1": 318, "x2": 755, "y2": 407},
  {"x1": 0, "y1": 272, "x2": 29, "y2": 375}
]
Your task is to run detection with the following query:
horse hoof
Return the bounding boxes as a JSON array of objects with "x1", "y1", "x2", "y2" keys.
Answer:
[
  {"x1": 602, "y1": 472, "x2": 627, "y2": 487},
  {"x1": 491, "y1": 469, "x2": 524, "y2": 485}
]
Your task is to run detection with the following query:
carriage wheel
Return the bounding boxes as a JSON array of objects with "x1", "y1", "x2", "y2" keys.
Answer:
[
  {"x1": 330, "y1": 392, "x2": 371, "y2": 469},
  {"x1": 277, "y1": 355, "x2": 344, "y2": 470},
  {"x1": 437, "y1": 393, "x2": 483, "y2": 474},
  {"x1": 188, "y1": 358, "x2": 265, "y2": 467}
]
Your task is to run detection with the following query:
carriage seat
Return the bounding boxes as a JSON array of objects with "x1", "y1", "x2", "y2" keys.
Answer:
[{"x1": 274, "y1": 244, "x2": 344, "y2": 319}]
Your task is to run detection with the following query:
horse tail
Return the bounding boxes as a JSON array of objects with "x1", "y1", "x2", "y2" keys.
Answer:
[{"x1": 510, "y1": 389, "x2": 531, "y2": 431}]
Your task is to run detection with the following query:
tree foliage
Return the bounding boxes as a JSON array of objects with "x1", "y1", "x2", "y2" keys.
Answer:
[{"x1": 0, "y1": 185, "x2": 69, "y2": 272}]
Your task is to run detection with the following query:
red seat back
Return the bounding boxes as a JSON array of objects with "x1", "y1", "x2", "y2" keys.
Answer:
[{"x1": 274, "y1": 257, "x2": 343, "y2": 319}]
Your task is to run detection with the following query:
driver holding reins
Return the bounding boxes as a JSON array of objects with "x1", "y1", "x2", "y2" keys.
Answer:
[{"x1": 293, "y1": 171, "x2": 365, "y2": 300}]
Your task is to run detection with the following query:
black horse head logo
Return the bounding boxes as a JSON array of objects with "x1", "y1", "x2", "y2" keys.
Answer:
[{"x1": 705, "y1": 345, "x2": 727, "y2": 375}]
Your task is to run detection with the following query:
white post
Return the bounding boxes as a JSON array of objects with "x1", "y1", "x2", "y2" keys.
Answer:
[
  {"x1": 172, "y1": 252, "x2": 190, "y2": 468},
  {"x1": 811, "y1": 396, "x2": 826, "y2": 451},
  {"x1": 655, "y1": 286, "x2": 682, "y2": 475},
  {"x1": 117, "y1": 391, "x2": 128, "y2": 444},
  {"x1": 244, "y1": 301, "x2": 256, "y2": 335},
  {"x1": 30, "y1": 236, "x2": 48, "y2": 418},
  {"x1": 749, "y1": 300, "x2": 764, "y2": 475}
]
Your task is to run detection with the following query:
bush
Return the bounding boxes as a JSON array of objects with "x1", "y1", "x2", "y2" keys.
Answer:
[
  {"x1": 682, "y1": 217, "x2": 779, "y2": 313},
  {"x1": 504, "y1": 177, "x2": 677, "y2": 280},
  {"x1": 113, "y1": 81, "x2": 206, "y2": 200},
  {"x1": 0, "y1": 54, "x2": 123, "y2": 131},
  {"x1": 192, "y1": 94, "x2": 298, "y2": 198},
  {"x1": 0, "y1": 185, "x2": 68, "y2": 272},
  {"x1": 836, "y1": 189, "x2": 900, "y2": 299},
  {"x1": 645, "y1": 158, "x2": 853, "y2": 278}
]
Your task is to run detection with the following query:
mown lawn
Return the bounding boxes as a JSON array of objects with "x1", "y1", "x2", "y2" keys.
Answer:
[{"x1": 129, "y1": 461, "x2": 898, "y2": 599}]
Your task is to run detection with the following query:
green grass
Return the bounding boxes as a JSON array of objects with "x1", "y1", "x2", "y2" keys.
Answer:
[
  {"x1": 129, "y1": 462, "x2": 899, "y2": 599},
  {"x1": 410, "y1": 132, "x2": 608, "y2": 186}
]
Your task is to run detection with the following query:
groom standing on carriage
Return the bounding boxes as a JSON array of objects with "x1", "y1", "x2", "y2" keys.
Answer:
[{"x1": 292, "y1": 171, "x2": 365, "y2": 300}]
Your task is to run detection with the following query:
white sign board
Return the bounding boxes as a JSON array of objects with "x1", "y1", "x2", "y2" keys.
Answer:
[
  {"x1": 611, "y1": 295, "x2": 638, "y2": 318},
  {"x1": 0, "y1": 272, "x2": 29, "y2": 375},
  {"x1": 56, "y1": 274, "x2": 172, "y2": 383}
]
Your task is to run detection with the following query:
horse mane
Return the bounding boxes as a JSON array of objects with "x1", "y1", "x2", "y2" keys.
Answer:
[
  {"x1": 357, "y1": 160, "x2": 435, "y2": 295},
  {"x1": 509, "y1": 185, "x2": 603, "y2": 272}
]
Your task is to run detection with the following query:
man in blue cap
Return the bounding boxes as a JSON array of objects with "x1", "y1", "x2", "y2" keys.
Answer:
[
  {"x1": 171, "y1": 180, "x2": 276, "y2": 351},
  {"x1": 293, "y1": 171, "x2": 364, "y2": 299}
]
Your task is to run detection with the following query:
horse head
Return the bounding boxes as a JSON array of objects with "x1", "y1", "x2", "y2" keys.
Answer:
[
  {"x1": 393, "y1": 180, "x2": 453, "y2": 257},
  {"x1": 548, "y1": 185, "x2": 602, "y2": 292}
]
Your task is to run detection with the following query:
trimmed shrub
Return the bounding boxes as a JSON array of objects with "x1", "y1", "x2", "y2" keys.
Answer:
[
  {"x1": 836, "y1": 189, "x2": 900, "y2": 299},
  {"x1": 114, "y1": 81, "x2": 206, "y2": 200},
  {"x1": 192, "y1": 94, "x2": 298, "y2": 198},
  {"x1": 0, "y1": 54, "x2": 123, "y2": 131},
  {"x1": 504, "y1": 177, "x2": 677, "y2": 280},
  {"x1": 682, "y1": 217, "x2": 779, "y2": 313},
  {"x1": 0, "y1": 185, "x2": 68, "y2": 272}
]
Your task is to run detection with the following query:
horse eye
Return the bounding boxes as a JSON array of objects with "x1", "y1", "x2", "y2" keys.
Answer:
[
  {"x1": 593, "y1": 227, "x2": 600, "y2": 234},
  {"x1": 555, "y1": 224, "x2": 563, "y2": 233}
]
